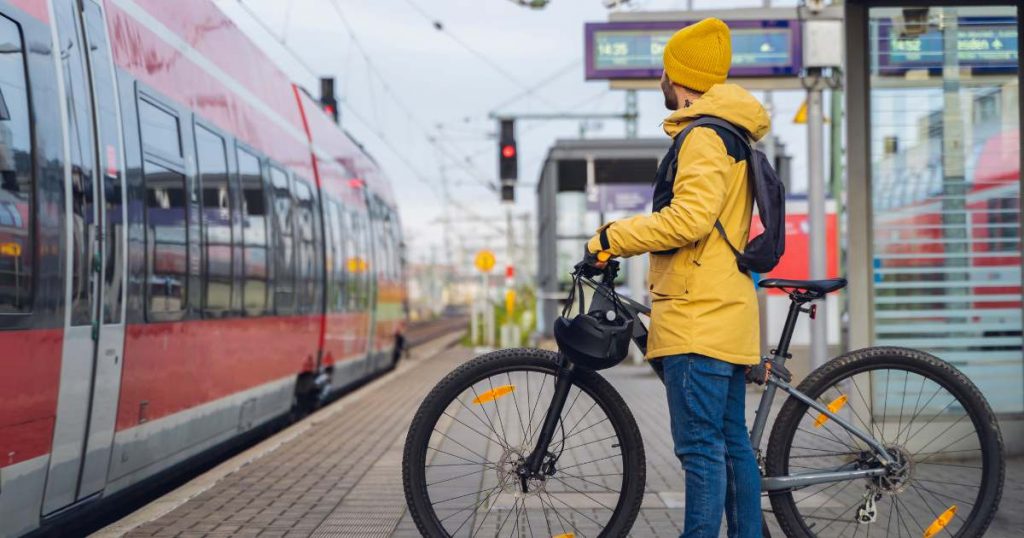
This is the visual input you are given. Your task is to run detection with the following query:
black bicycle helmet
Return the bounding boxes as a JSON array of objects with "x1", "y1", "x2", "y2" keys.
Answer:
[
  {"x1": 553, "y1": 263, "x2": 634, "y2": 371},
  {"x1": 553, "y1": 309, "x2": 633, "y2": 370}
]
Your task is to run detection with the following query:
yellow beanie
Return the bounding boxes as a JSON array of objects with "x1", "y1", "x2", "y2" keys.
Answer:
[{"x1": 663, "y1": 18, "x2": 732, "y2": 92}]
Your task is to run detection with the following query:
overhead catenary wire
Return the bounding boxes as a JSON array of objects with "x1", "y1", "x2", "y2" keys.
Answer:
[{"x1": 397, "y1": 0, "x2": 560, "y2": 109}]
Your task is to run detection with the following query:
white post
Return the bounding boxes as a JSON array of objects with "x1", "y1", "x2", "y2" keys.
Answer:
[{"x1": 807, "y1": 75, "x2": 829, "y2": 369}]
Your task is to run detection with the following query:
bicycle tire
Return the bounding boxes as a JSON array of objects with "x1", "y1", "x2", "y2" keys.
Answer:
[
  {"x1": 765, "y1": 346, "x2": 1004, "y2": 537},
  {"x1": 402, "y1": 348, "x2": 646, "y2": 537}
]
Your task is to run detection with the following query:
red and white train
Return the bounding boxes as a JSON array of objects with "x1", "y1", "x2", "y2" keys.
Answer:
[{"x1": 0, "y1": 1, "x2": 406, "y2": 535}]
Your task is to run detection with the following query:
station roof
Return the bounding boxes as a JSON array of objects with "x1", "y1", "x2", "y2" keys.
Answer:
[{"x1": 541, "y1": 137, "x2": 669, "y2": 162}]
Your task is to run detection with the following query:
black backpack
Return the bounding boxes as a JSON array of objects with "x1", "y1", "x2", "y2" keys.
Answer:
[{"x1": 669, "y1": 116, "x2": 786, "y2": 274}]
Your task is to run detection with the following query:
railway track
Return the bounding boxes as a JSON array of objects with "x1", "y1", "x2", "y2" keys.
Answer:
[{"x1": 405, "y1": 316, "x2": 469, "y2": 347}]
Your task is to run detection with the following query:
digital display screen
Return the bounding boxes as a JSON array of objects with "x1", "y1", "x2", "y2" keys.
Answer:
[
  {"x1": 585, "y1": 20, "x2": 802, "y2": 80},
  {"x1": 877, "y1": 17, "x2": 1018, "y2": 75}
]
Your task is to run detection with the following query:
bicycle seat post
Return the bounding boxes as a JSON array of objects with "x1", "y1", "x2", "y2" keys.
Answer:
[
  {"x1": 749, "y1": 295, "x2": 806, "y2": 448},
  {"x1": 772, "y1": 297, "x2": 805, "y2": 367}
]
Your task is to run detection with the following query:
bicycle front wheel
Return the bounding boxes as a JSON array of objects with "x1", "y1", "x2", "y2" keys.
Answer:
[
  {"x1": 402, "y1": 348, "x2": 645, "y2": 537},
  {"x1": 765, "y1": 347, "x2": 1004, "y2": 538}
]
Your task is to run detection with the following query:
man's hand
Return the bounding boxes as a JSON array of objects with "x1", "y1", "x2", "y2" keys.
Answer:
[{"x1": 577, "y1": 246, "x2": 612, "y2": 277}]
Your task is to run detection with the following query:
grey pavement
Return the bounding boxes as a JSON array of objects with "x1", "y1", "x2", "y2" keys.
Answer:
[{"x1": 102, "y1": 341, "x2": 1024, "y2": 537}]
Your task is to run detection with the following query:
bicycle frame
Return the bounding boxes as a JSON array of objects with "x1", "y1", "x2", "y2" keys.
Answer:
[{"x1": 551, "y1": 276, "x2": 898, "y2": 493}]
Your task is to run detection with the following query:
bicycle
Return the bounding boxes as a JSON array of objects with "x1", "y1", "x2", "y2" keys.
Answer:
[{"x1": 402, "y1": 260, "x2": 1005, "y2": 537}]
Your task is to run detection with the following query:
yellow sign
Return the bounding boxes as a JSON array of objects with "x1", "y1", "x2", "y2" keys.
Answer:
[
  {"x1": 505, "y1": 289, "x2": 516, "y2": 317},
  {"x1": 474, "y1": 249, "x2": 496, "y2": 273},
  {"x1": 346, "y1": 256, "x2": 368, "y2": 273},
  {"x1": 793, "y1": 100, "x2": 807, "y2": 124},
  {"x1": 0, "y1": 242, "x2": 22, "y2": 257}
]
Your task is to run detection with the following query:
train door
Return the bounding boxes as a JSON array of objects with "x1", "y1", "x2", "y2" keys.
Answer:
[{"x1": 42, "y1": 0, "x2": 127, "y2": 514}]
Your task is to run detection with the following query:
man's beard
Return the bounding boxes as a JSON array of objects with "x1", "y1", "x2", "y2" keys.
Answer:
[{"x1": 661, "y1": 77, "x2": 678, "y2": 110}]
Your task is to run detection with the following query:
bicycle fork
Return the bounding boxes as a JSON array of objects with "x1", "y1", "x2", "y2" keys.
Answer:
[{"x1": 523, "y1": 359, "x2": 576, "y2": 480}]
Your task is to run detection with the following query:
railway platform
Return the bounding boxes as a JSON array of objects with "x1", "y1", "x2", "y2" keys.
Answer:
[{"x1": 96, "y1": 337, "x2": 1024, "y2": 538}]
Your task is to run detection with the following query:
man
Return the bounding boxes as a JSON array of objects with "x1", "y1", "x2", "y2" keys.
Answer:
[{"x1": 583, "y1": 17, "x2": 768, "y2": 538}]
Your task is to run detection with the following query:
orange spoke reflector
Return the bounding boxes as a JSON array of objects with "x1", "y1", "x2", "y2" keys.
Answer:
[
  {"x1": 814, "y1": 394, "x2": 848, "y2": 428},
  {"x1": 552, "y1": 534, "x2": 575, "y2": 538},
  {"x1": 472, "y1": 385, "x2": 515, "y2": 405},
  {"x1": 923, "y1": 505, "x2": 957, "y2": 538}
]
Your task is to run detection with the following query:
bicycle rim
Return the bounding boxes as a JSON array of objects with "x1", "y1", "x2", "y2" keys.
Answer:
[{"x1": 408, "y1": 357, "x2": 639, "y2": 537}]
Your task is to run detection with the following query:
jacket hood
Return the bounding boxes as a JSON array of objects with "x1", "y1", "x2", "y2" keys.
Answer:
[{"x1": 663, "y1": 83, "x2": 771, "y2": 142}]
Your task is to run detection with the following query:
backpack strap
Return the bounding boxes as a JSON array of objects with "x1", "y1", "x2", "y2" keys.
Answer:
[{"x1": 671, "y1": 116, "x2": 754, "y2": 257}]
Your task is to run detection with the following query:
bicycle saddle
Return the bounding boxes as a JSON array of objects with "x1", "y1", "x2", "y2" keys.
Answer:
[{"x1": 759, "y1": 278, "x2": 847, "y2": 300}]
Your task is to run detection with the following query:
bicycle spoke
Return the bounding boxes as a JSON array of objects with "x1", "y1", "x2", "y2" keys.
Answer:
[
  {"x1": 506, "y1": 371, "x2": 529, "y2": 444},
  {"x1": 427, "y1": 445, "x2": 498, "y2": 469},
  {"x1": 913, "y1": 477, "x2": 980, "y2": 491},
  {"x1": 880, "y1": 370, "x2": 891, "y2": 443},
  {"x1": 538, "y1": 491, "x2": 585, "y2": 538},
  {"x1": 427, "y1": 466, "x2": 487, "y2": 487},
  {"x1": 557, "y1": 452, "x2": 622, "y2": 472},
  {"x1": 486, "y1": 378, "x2": 510, "y2": 448},
  {"x1": 912, "y1": 483, "x2": 977, "y2": 506},
  {"x1": 560, "y1": 433, "x2": 619, "y2": 453},
  {"x1": 544, "y1": 489, "x2": 607, "y2": 528},
  {"x1": 458, "y1": 391, "x2": 510, "y2": 451},
  {"x1": 896, "y1": 370, "x2": 910, "y2": 445},
  {"x1": 431, "y1": 427, "x2": 495, "y2": 466},
  {"x1": 441, "y1": 410, "x2": 507, "y2": 449},
  {"x1": 891, "y1": 383, "x2": 945, "y2": 444}
]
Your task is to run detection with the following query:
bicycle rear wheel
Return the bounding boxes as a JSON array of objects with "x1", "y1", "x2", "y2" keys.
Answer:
[
  {"x1": 765, "y1": 347, "x2": 1004, "y2": 537},
  {"x1": 402, "y1": 348, "x2": 645, "y2": 537}
]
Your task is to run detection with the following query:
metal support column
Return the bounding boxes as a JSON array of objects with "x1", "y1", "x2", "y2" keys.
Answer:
[{"x1": 807, "y1": 69, "x2": 829, "y2": 368}]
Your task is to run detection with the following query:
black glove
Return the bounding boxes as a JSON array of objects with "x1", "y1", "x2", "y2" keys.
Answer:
[
  {"x1": 745, "y1": 357, "x2": 792, "y2": 385},
  {"x1": 576, "y1": 246, "x2": 606, "y2": 278}
]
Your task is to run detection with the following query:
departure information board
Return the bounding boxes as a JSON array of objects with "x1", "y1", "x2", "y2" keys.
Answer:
[
  {"x1": 585, "y1": 20, "x2": 802, "y2": 80},
  {"x1": 877, "y1": 17, "x2": 1018, "y2": 75}
]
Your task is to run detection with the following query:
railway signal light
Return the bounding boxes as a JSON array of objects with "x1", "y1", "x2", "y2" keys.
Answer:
[
  {"x1": 498, "y1": 119, "x2": 517, "y2": 181},
  {"x1": 500, "y1": 183, "x2": 514, "y2": 203},
  {"x1": 320, "y1": 77, "x2": 339, "y2": 123}
]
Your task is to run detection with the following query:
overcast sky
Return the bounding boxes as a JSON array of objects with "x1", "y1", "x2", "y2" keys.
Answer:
[{"x1": 214, "y1": 0, "x2": 813, "y2": 265}]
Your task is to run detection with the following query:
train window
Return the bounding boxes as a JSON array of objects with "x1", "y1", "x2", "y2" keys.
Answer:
[
  {"x1": 0, "y1": 17, "x2": 32, "y2": 316},
  {"x1": 144, "y1": 161, "x2": 188, "y2": 318},
  {"x1": 269, "y1": 166, "x2": 294, "y2": 313},
  {"x1": 195, "y1": 125, "x2": 232, "y2": 315},
  {"x1": 325, "y1": 200, "x2": 346, "y2": 313},
  {"x1": 293, "y1": 180, "x2": 317, "y2": 313},
  {"x1": 344, "y1": 208, "x2": 364, "y2": 311},
  {"x1": 138, "y1": 99, "x2": 181, "y2": 158},
  {"x1": 237, "y1": 148, "x2": 268, "y2": 316}
]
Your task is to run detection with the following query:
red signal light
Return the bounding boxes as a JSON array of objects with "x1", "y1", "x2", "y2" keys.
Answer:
[{"x1": 501, "y1": 144, "x2": 516, "y2": 159}]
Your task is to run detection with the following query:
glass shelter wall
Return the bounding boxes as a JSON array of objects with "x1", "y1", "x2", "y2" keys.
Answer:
[{"x1": 868, "y1": 6, "x2": 1021, "y2": 414}]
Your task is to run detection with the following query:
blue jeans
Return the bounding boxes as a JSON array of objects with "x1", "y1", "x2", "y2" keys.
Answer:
[{"x1": 662, "y1": 353, "x2": 761, "y2": 538}]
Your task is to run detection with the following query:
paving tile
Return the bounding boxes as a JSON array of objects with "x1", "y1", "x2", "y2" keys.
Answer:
[{"x1": 116, "y1": 342, "x2": 1024, "y2": 538}]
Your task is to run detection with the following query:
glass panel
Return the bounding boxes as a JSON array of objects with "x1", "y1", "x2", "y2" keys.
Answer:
[
  {"x1": 868, "y1": 6, "x2": 1021, "y2": 414},
  {"x1": 195, "y1": 126, "x2": 231, "y2": 315},
  {"x1": 83, "y1": 3, "x2": 124, "y2": 324},
  {"x1": 144, "y1": 161, "x2": 188, "y2": 317},
  {"x1": 55, "y1": 0, "x2": 98, "y2": 327},
  {"x1": 138, "y1": 99, "x2": 180, "y2": 157},
  {"x1": 269, "y1": 166, "x2": 294, "y2": 312},
  {"x1": 237, "y1": 148, "x2": 267, "y2": 315},
  {"x1": 326, "y1": 200, "x2": 346, "y2": 313},
  {"x1": 293, "y1": 179, "x2": 317, "y2": 312},
  {"x1": 0, "y1": 17, "x2": 32, "y2": 316}
]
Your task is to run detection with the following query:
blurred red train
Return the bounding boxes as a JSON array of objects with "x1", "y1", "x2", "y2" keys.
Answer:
[{"x1": 0, "y1": 1, "x2": 406, "y2": 534}]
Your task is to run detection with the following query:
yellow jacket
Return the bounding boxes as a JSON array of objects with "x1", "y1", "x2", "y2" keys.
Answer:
[{"x1": 587, "y1": 84, "x2": 770, "y2": 365}]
